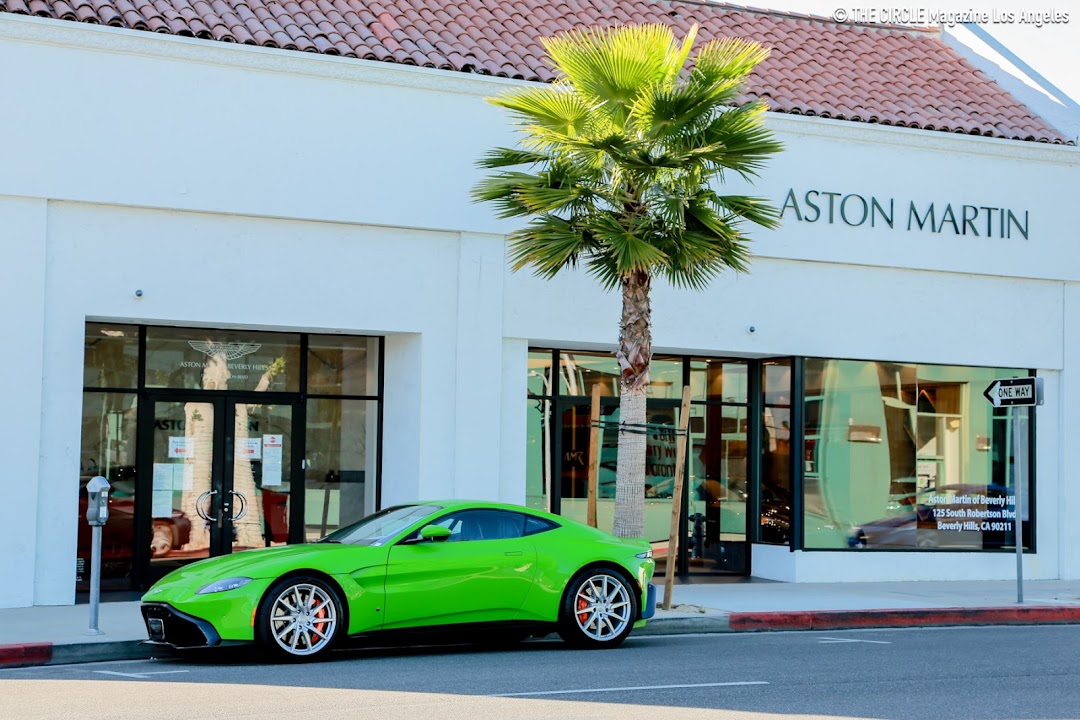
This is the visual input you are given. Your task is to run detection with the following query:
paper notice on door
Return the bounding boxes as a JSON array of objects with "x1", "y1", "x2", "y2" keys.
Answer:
[
  {"x1": 262, "y1": 434, "x2": 283, "y2": 486},
  {"x1": 239, "y1": 438, "x2": 262, "y2": 460},
  {"x1": 168, "y1": 437, "x2": 194, "y2": 458},
  {"x1": 152, "y1": 463, "x2": 173, "y2": 491},
  {"x1": 172, "y1": 463, "x2": 195, "y2": 491},
  {"x1": 151, "y1": 490, "x2": 173, "y2": 518}
]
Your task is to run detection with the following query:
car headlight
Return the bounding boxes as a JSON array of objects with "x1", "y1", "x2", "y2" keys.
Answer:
[
  {"x1": 196, "y1": 577, "x2": 252, "y2": 595},
  {"x1": 635, "y1": 550, "x2": 653, "y2": 559}
]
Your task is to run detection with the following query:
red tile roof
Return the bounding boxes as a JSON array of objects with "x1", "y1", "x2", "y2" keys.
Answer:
[{"x1": 2, "y1": 0, "x2": 1069, "y2": 144}]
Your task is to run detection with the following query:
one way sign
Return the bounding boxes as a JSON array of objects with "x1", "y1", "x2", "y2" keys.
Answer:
[{"x1": 983, "y1": 377, "x2": 1043, "y2": 407}]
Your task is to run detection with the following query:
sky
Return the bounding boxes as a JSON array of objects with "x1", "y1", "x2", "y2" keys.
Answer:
[{"x1": 725, "y1": 0, "x2": 1080, "y2": 106}]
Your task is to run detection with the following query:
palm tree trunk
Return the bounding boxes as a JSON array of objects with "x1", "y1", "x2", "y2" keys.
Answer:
[{"x1": 613, "y1": 270, "x2": 652, "y2": 538}]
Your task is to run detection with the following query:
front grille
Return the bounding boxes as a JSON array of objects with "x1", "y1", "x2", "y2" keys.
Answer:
[{"x1": 141, "y1": 604, "x2": 220, "y2": 648}]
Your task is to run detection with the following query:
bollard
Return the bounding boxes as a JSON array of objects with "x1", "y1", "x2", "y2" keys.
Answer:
[{"x1": 85, "y1": 476, "x2": 111, "y2": 636}]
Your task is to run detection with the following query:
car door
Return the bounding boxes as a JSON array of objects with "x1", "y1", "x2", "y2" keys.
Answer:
[{"x1": 382, "y1": 509, "x2": 537, "y2": 629}]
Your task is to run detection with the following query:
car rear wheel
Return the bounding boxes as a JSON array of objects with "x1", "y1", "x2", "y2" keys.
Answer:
[
  {"x1": 558, "y1": 568, "x2": 638, "y2": 649},
  {"x1": 256, "y1": 576, "x2": 344, "y2": 661}
]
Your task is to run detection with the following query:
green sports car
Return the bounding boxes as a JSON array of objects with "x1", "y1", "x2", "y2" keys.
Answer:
[{"x1": 141, "y1": 500, "x2": 657, "y2": 659}]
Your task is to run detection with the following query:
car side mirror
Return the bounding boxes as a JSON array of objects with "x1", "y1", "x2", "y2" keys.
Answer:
[{"x1": 420, "y1": 525, "x2": 452, "y2": 542}]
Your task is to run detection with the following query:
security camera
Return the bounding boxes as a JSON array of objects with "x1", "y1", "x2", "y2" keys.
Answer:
[
  {"x1": 746, "y1": 325, "x2": 756, "y2": 334},
  {"x1": 134, "y1": 289, "x2": 144, "y2": 298}
]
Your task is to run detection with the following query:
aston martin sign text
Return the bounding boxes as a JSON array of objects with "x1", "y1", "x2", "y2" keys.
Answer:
[{"x1": 780, "y1": 188, "x2": 1030, "y2": 239}]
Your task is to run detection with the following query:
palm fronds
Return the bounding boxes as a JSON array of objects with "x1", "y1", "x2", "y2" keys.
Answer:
[{"x1": 474, "y1": 22, "x2": 782, "y2": 287}]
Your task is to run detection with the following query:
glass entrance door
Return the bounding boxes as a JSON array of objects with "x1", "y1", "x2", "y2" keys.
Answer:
[
  {"x1": 146, "y1": 399, "x2": 222, "y2": 577},
  {"x1": 140, "y1": 396, "x2": 294, "y2": 584},
  {"x1": 225, "y1": 399, "x2": 294, "y2": 554}
]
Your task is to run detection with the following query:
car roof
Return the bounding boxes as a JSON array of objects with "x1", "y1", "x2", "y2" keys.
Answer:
[{"x1": 399, "y1": 499, "x2": 561, "y2": 520}]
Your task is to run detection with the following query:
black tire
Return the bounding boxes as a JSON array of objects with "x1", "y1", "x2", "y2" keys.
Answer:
[
  {"x1": 557, "y1": 567, "x2": 638, "y2": 649},
  {"x1": 255, "y1": 575, "x2": 346, "y2": 661}
]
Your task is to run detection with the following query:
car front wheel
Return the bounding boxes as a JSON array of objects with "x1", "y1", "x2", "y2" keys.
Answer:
[
  {"x1": 558, "y1": 568, "x2": 638, "y2": 648},
  {"x1": 256, "y1": 576, "x2": 344, "y2": 661}
]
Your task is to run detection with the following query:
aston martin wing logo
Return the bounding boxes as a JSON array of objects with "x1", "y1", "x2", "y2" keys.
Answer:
[{"x1": 188, "y1": 341, "x2": 262, "y2": 360}]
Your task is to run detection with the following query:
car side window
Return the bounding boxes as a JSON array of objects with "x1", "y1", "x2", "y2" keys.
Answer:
[
  {"x1": 427, "y1": 509, "x2": 527, "y2": 542},
  {"x1": 524, "y1": 516, "x2": 558, "y2": 536}
]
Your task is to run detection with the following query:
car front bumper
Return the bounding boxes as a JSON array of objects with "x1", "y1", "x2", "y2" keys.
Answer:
[
  {"x1": 642, "y1": 583, "x2": 657, "y2": 620},
  {"x1": 141, "y1": 603, "x2": 224, "y2": 648}
]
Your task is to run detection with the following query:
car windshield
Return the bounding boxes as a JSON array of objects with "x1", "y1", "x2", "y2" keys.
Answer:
[{"x1": 318, "y1": 505, "x2": 441, "y2": 546}]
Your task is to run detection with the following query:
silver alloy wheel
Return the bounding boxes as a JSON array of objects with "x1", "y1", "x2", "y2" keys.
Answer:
[
  {"x1": 268, "y1": 582, "x2": 338, "y2": 656},
  {"x1": 573, "y1": 573, "x2": 632, "y2": 642}
]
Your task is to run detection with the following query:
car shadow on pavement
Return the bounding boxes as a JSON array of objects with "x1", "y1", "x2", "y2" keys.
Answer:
[{"x1": 150, "y1": 635, "x2": 568, "y2": 667}]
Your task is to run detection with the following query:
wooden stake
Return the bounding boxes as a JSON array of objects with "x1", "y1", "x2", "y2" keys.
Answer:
[
  {"x1": 586, "y1": 384, "x2": 601, "y2": 528},
  {"x1": 662, "y1": 385, "x2": 693, "y2": 610}
]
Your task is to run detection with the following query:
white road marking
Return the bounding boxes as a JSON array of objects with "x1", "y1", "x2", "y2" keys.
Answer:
[
  {"x1": 817, "y1": 637, "x2": 892, "y2": 644},
  {"x1": 492, "y1": 681, "x2": 768, "y2": 697},
  {"x1": 93, "y1": 670, "x2": 191, "y2": 679}
]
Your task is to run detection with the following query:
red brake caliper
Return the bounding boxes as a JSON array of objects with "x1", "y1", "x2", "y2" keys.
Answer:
[
  {"x1": 314, "y1": 597, "x2": 328, "y2": 635},
  {"x1": 577, "y1": 593, "x2": 589, "y2": 624}
]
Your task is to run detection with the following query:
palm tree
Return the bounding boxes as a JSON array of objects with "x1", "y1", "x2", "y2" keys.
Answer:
[{"x1": 473, "y1": 24, "x2": 783, "y2": 538}]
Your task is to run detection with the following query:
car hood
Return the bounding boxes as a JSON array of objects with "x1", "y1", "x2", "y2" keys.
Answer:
[{"x1": 143, "y1": 543, "x2": 386, "y2": 600}]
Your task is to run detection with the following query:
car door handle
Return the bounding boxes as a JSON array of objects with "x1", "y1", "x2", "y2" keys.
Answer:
[{"x1": 504, "y1": 551, "x2": 523, "y2": 556}]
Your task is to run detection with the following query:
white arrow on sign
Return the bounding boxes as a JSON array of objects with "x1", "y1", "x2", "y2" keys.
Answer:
[{"x1": 983, "y1": 378, "x2": 1038, "y2": 408}]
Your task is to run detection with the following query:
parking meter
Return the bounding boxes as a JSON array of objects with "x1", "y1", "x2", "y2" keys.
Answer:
[
  {"x1": 86, "y1": 476, "x2": 111, "y2": 526},
  {"x1": 85, "y1": 476, "x2": 110, "y2": 636}
]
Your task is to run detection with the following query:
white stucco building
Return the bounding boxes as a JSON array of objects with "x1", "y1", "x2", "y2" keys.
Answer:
[{"x1": 1, "y1": 2, "x2": 1078, "y2": 609}]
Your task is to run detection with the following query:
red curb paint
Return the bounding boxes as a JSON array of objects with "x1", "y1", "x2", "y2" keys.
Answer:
[
  {"x1": 728, "y1": 606, "x2": 1080, "y2": 632},
  {"x1": 729, "y1": 611, "x2": 814, "y2": 631},
  {"x1": 0, "y1": 643, "x2": 53, "y2": 666},
  {"x1": 1018, "y1": 607, "x2": 1080, "y2": 622}
]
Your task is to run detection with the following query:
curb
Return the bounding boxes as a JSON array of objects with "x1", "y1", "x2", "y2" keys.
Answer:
[
  {"x1": 0, "y1": 643, "x2": 52, "y2": 668},
  {"x1": 727, "y1": 606, "x2": 1080, "y2": 631},
  {"x1": 643, "y1": 605, "x2": 1080, "y2": 636},
  {"x1": 0, "y1": 641, "x2": 155, "y2": 669},
  {"x1": 638, "y1": 614, "x2": 731, "y2": 635},
  {"x1": 5, "y1": 606, "x2": 1080, "y2": 667}
]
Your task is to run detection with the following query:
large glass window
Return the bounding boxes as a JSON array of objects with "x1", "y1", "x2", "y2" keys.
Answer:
[
  {"x1": 307, "y1": 335, "x2": 379, "y2": 395},
  {"x1": 557, "y1": 401, "x2": 680, "y2": 541},
  {"x1": 760, "y1": 360, "x2": 793, "y2": 545},
  {"x1": 688, "y1": 402, "x2": 748, "y2": 571},
  {"x1": 526, "y1": 352, "x2": 555, "y2": 512},
  {"x1": 77, "y1": 392, "x2": 138, "y2": 590},
  {"x1": 691, "y1": 359, "x2": 748, "y2": 404},
  {"x1": 79, "y1": 323, "x2": 382, "y2": 593},
  {"x1": 528, "y1": 349, "x2": 752, "y2": 576},
  {"x1": 84, "y1": 324, "x2": 140, "y2": 389},
  {"x1": 558, "y1": 351, "x2": 683, "y2": 398},
  {"x1": 145, "y1": 326, "x2": 301, "y2": 392},
  {"x1": 803, "y1": 359, "x2": 1032, "y2": 551},
  {"x1": 304, "y1": 398, "x2": 379, "y2": 541}
]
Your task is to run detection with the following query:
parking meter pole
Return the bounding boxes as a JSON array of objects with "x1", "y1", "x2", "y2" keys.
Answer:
[
  {"x1": 1014, "y1": 405, "x2": 1024, "y2": 605},
  {"x1": 85, "y1": 475, "x2": 110, "y2": 636},
  {"x1": 88, "y1": 524, "x2": 104, "y2": 635}
]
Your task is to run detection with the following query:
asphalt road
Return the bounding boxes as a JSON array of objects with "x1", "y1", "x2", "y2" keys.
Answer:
[{"x1": 3, "y1": 625, "x2": 1079, "y2": 720}]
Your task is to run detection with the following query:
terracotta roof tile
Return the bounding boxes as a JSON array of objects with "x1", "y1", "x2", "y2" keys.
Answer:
[{"x1": 1, "y1": 0, "x2": 1069, "y2": 143}]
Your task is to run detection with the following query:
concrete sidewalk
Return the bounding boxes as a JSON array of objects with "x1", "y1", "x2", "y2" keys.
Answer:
[{"x1": 3, "y1": 579, "x2": 1080, "y2": 668}]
